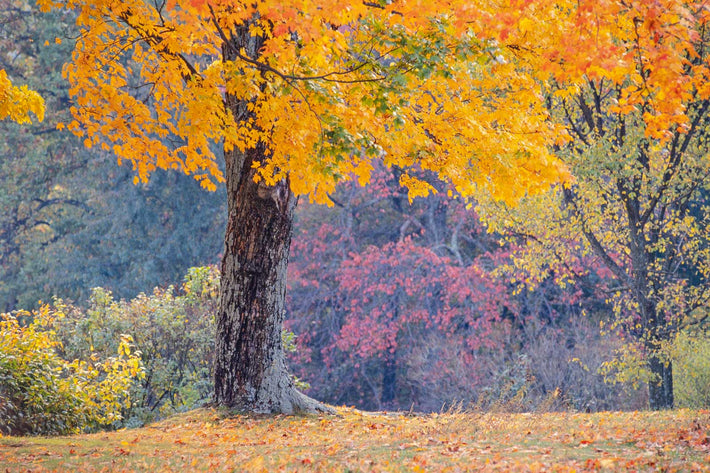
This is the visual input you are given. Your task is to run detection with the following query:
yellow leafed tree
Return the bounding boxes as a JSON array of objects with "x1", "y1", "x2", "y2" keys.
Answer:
[
  {"x1": 473, "y1": 0, "x2": 710, "y2": 410},
  {"x1": 38, "y1": 0, "x2": 576, "y2": 413}
]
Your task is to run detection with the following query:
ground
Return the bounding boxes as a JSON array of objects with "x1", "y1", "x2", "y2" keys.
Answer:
[{"x1": 1, "y1": 407, "x2": 708, "y2": 471}]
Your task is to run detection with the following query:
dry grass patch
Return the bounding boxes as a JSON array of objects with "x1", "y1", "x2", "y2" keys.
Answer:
[{"x1": 1, "y1": 408, "x2": 708, "y2": 471}]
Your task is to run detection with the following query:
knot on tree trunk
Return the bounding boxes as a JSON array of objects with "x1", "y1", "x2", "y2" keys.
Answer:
[{"x1": 256, "y1": 177, "x2": 293, "y2": 215}]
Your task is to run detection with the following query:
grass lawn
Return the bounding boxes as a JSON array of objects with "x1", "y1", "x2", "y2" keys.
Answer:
[{"x1": 1, "y1": 407, "x2": 708, "y2": 471}]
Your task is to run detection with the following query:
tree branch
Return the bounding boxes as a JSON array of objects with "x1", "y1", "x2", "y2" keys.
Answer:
[
  {"x1": 31, "y1": 197, "x2": 92, "y2": 215},
  {"x1": 209, "y1": 5, "x2": 396, "y2": 85},
  {"x1": 640, "y1": 99, "x2": 710, "y2": 226},
  {"x1": 563, "y1": 187, "x2": 632, "y2": 287}
]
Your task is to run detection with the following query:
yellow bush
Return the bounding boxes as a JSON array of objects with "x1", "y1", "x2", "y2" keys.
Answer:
[{"x1": 0, "y1": 305, "x2": 143, "y2": 435}]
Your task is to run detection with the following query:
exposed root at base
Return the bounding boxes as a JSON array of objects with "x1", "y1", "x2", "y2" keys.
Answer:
[
  {"x1": 211, "y1": 387, "x2": 336, "y2": 415},
  {"x1": 290, "y1": 389, "x2": 336, "y2": 415}
]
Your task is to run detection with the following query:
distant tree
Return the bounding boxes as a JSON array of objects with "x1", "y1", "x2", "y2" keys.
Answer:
[
  {"x1": 286, "y1": 166, "x2": 627, "y2": 412},
  {"x1": 476, "y1": 0, "x2": 710, "y2": 409},
  {"x1": 0, "y1": 0, "x2": 73, "y2": 310}
]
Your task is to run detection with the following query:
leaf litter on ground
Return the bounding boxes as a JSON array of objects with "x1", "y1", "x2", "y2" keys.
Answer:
[{"x1": 1, "y1": 407, "x2": 709, "y2": 472}]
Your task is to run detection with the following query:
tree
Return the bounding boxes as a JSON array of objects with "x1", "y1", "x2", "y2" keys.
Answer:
[
  {"x1": 40, "y1": 0, "x2": 566, "y2": 413},
  {"x1": 475, "y1": 0, "x2": 710, "y2": 409},
  {"x1": 286, "y1": 166, "x2": 630, "y2": 412},
  {"x1": 0, "y1": 0, "x2": 66, "y2": 311}
]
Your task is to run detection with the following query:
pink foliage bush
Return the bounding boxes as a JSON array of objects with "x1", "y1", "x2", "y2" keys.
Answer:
[{"x1": 286, "y1": 166, "x2": 639, "y2": 411}]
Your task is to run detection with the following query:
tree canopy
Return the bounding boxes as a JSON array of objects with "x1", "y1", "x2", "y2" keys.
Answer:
[{"x1": 38, "y1": 0, "x2": 568, "y2": 203}]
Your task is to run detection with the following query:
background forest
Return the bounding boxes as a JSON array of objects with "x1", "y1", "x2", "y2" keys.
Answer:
[{"x1": 1, "y1": 0, "x2": 710, "y2": 435}]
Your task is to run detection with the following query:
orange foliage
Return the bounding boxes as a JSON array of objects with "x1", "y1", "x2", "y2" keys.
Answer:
[
  {"x1": 36, "y1": 0, "x2": 708, "y2": 203},
  {"x1": 35, "y1": 0, "x2": 570, "y2": 204},
  {"x1": 0, "y1": 69, "x2": 44, "y2": 123},
  {"x1": 470, "y1": 0, "x2": 710, "y2": 142}
]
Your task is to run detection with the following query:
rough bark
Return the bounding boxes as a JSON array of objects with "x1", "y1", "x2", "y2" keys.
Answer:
[
  {"x1": 212, "y1": 25, "x2": 332, "y2": 414},
  {"x1": 213, "y1": 140, "x2": 332, "y2": 414}
]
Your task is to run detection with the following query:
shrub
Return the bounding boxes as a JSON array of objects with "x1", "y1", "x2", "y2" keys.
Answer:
[
  {"x1": 1, "y1": 265, "x2": 316, "y2": 433},
  {"x1": 673, "y1": 330, "x2": 710, "y2": 408},
  {"x1": 0, "y1": 305, "x2": 142, "y2": 435},
  {"x1": 53, "y1": 266, "x2": 220, "y2": 427}
]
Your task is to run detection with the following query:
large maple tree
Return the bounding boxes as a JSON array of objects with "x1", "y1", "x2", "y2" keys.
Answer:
[{"x1": 39, "y1": 0, "x2": 566, "y2": 413}]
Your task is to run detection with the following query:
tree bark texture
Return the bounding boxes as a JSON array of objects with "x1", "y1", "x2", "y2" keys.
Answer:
[
  {"x1": 213, "y1": 140, "x2": 331, "y2": 413},
  {"x1": 213, "y1": 27, "x2": 331, "y2": 414}
]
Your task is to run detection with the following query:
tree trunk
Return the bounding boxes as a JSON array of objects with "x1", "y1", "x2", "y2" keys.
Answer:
[
  {"x1": 642, "y1": 298, "x2": 674, "y2": 410},
  {"x1": 381, "y1": 348, "x2": 398, "y2": 408},
  {"x1": 648, "y1": 352, "x2": 674, "y2": 410},
  {"x1": 213, "y1": 140, "x2": 331, "y2": 413}
]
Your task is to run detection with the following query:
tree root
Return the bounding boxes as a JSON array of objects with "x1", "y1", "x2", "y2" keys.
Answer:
[{"x1": 288, "y1": 389, "x2": 336, "y2": 415}]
